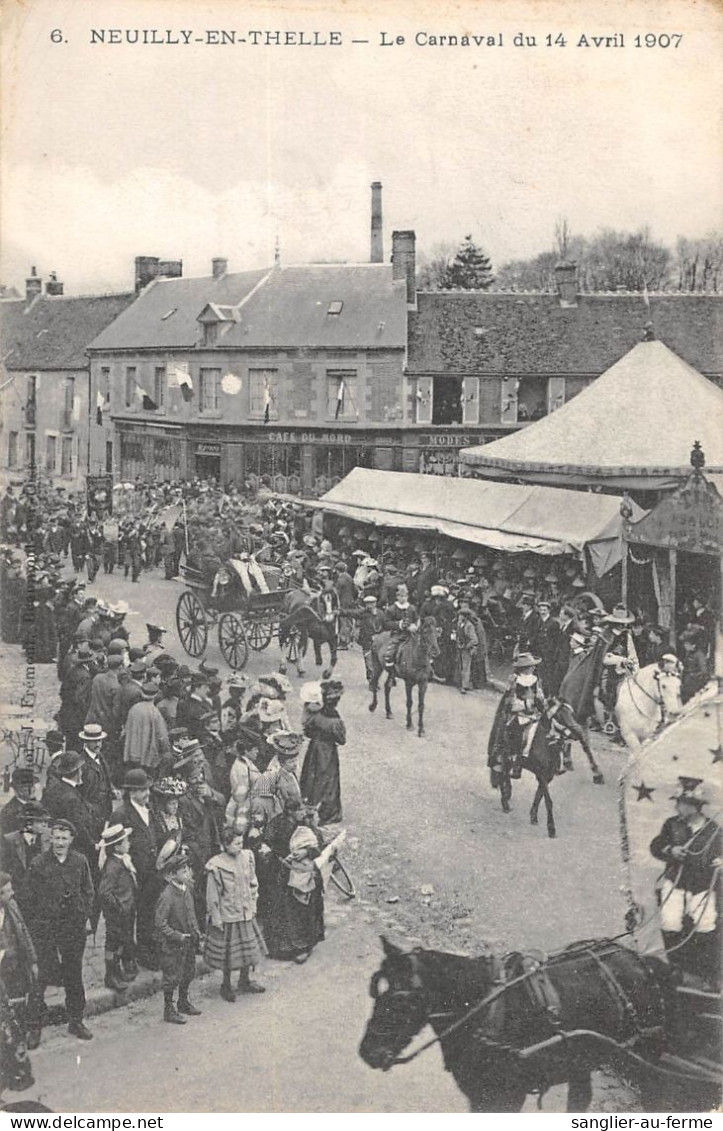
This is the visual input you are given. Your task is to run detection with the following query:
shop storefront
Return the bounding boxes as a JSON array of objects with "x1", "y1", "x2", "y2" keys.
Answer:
[
  {"x1": 401, "y1": 429, "x2": 496, "y2": 476},
  {"x1": 118, "y1": 422, "x2": 185, "y2": 482}
]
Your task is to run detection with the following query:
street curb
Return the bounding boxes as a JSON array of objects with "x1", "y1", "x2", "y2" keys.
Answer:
[{"x1": 46, "y1": 957, "x2": 211, "y2": 1026}]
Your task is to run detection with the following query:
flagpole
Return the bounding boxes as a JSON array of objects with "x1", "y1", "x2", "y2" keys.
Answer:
[{"x1": 182, "y1": 498, "x2": 189, "y2": 556}]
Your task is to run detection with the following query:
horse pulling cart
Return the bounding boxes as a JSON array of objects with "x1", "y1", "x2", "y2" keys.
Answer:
[{"x1": 175, "y1": 557, "x2": 301, "y2": 670}]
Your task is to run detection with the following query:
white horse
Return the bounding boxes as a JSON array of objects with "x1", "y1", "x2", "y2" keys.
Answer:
[{"x1": 615, "y1": 662, "x2": 682, "y2": 748}]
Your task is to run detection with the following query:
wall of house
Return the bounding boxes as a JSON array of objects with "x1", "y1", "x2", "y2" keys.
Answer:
[{"x1": 0, "y1": 367, "x2": 87, "y2": 488}]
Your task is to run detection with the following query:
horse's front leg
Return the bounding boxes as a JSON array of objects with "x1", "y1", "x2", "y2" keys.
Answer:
[
  {"x1": 579, "y1": 728, "x2": 604, "y2": 784},
  {"x1": 530, "y1": 780, "x2": 543, "y2": 825},
  {"x1": 417, "y1": 678, "x2": 426, "y2": 737},
  {"x1": 405, "y1": 679, "x2": 413, "y2": 730},
  {"x1": 500, "y1": 769, "x2": 512, "y2": 813},
  {"x1": 384, "y1": 672, "x2": 393, "y2": 719},
  {"x1": 540, "y1": 778, "x2": 556, "y2": 838},
  {"x1": 566, "y1": 1072, "x2": 592, "y2": 1112},
  {"x1": 369, "y1": 669, "x2": 379, "y2": 713}
]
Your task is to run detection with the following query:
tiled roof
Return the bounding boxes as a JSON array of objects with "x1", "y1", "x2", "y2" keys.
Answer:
[
  {"x1": 88, "y1": 270, "x2": 270, "y2": 350},
  {"x1": 219, "y1": 265, "x2": 407, "y2": 349},
  {"x1": 88, "y1": 264, "x2": 407, "y2": 352},
  {"x1": 407, "y1": 291, "x2": 723, "y2": 376},
  {"x1": 1, "y1": 293, "x2": 135, "y2": 370}
]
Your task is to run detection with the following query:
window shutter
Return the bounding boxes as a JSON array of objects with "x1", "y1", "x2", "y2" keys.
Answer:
[
  {"x1": 416, "y1": 377, "x2": 433, "y2": 424},
  {"x1": 500, "y1": 378, "x2": 519, "y2": 423},
  {"x1": 462, "y1": 377, "x2": 480, "y2": 425},
  {"x1": 547, "y1": 377, "x2": 566, "y2": 414}
]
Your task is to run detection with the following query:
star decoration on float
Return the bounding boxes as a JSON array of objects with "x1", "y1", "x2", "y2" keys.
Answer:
[
  {"x1": 633, "y1": 782, "x2": 655, "y2": 802},
  {"x1": 709, "y1": 746, "x2": 723, "y2": 764}
]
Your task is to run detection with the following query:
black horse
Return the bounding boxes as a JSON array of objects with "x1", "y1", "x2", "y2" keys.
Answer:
[
  {"x1": 278, "y1": 591, "x2": 338, "y2": 677},
  {"x1": 360, "y1": 936, "x2": 682, "y2": 1113},
  {"x1": 489, "y1": 700, "x2": 605, "y2": 838},
  {"x1": 368, "y1": 616, "x2": 440, "y2": 737}
]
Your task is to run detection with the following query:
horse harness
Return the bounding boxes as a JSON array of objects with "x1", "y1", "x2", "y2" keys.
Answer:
[
  {"x1": 386, "y1": 940, "x2": 658, "y2": 1068},
  {"x1": 626, "y1": 669, "x2": 673, "y2": 727}
]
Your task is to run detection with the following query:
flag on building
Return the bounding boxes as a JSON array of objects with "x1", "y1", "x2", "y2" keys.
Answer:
[
  {"x1": 134, "y1": 382, "x2": 157, "y2": 411},
  {"x1": 96, "y1": 389, "x2": 104, "y2": 426},
  {"x1": 335, "y1": 377, "x2": 345, "y2": 420},
  {"x1": 168, "y1": 364, "x2": 193, "y2": 402}
]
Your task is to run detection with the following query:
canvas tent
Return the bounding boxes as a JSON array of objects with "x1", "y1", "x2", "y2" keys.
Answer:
[
  {"x1": 311, "y1": 468, "x2": 643, "y2": 575},
  {"x1": 460, "y1": 340, "x2": 723, "y2": 491}
]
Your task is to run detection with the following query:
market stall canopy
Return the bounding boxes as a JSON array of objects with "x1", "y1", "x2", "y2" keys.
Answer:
[
  {"x1": 619, "y1": 683, "x2": 721, "y2": 958},
  {"x1": 460, "y1": 340, "x2": 723, "y2": 490},
  {"x1": 310, "y1": 468, "x2": 644, "y2": 574}
]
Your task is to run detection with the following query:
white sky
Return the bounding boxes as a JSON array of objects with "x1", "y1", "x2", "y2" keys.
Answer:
[{"x1": 2, "y1": 0, "x2": 721, "y2": 294}]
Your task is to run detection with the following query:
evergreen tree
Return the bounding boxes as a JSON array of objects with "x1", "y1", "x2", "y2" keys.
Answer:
[{"x1": 438, "y1": 235, "x2": 494, "y2": 290}]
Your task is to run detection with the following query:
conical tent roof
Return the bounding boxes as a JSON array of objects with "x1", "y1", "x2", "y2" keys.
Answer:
[{"x1": 461, "y1": 340, "x2": 723, "y2": 489}]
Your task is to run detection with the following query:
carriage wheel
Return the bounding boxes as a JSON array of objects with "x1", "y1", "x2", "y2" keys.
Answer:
[
  {"x1": 176, "y1": 590, "x2": 208, "y2": 657},
  {"x1": 218, "y1": 613, "x2": 249, "y2": 671},
  {"x1": 246, "y1": 620, "x2": 273, "y2": 651},
  {"x1": 330, "y1": 857, "x2": 356, "y2": 899},
  {"x1": 285, "y1": 626, "x2": 303, "y2": 666}
]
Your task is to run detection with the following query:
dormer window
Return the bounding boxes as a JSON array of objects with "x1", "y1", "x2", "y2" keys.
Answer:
[
  {"x1": 327, "y1": 300, "x2": 343, "y2": 315},
  {"x1": 161, "y1": 308, "x2": 177, "y2": 321}
]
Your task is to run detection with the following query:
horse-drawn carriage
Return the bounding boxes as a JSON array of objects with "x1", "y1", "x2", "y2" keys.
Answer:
[{"x1": 175, "y1": 556, "x2": 301, "y2": 670}]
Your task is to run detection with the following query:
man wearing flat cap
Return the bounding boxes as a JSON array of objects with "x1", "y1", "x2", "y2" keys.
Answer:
[
  {"x1": 42, "y1": 751, "x2": 96, "y2": 866},
  {"x1": 25, "y1": 817, "x2": 95, "y2": 1043}
]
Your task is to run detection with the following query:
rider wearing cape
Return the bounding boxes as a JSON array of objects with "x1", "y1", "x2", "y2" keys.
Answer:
[{"x1": 487, "y1": 655, "x2": 545, "y2": 786}]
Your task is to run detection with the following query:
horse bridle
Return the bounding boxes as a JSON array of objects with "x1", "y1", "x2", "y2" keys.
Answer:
[{"x1": 627, "y1": 669, "x2": 677, "y2": 725}]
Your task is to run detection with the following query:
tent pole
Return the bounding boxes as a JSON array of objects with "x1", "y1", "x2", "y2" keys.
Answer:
[
  {"x1": 621, "y1": 541, "x2": 628, "y2": 607},
  {"x1": 668, "y1": 547, "x2": 677, "y2": 648}
]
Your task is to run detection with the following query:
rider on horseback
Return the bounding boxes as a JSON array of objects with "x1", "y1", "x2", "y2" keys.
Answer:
[
  {"x1": 381, "y1": 583, "x2": 419, "y2": 674},
  {"x1": 593, "y1": 605, "x2": 638, "y2": 730},
  {"x1": 487, "y1": 653, "x2": 545, "y2": 784}
]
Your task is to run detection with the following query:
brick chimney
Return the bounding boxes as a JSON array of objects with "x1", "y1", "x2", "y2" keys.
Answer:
[
  {"x1": 392, "y1": 230, "x2": 416, "y2": 306},
  {"x1": 25, "y1": 266, "x2": 42, "y2": 303},
  {"x1": 370, "y1": 182, "x2": 383, "y2": 264},
  {"x1": 555, "y1": 260, "x2": 578, "y2": 308},
  {"x1": 46, "y1": 271, "x2": 64, "y2": 296},
  {"x1": 212, "y1": 258, "x2": 228, "y2": 279},
  {"x1": 135, "y1": 255, "x2": 182, "y2": 293}
]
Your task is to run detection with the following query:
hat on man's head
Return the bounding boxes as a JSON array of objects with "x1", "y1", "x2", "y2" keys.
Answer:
[
  {"x1": 44, "y1": 730, "x2": 65, "y2": 754},
  {"x1": 146, "y1": 623, "x2": 167, "y2": 636},
  {"x1": 129, "y1": 659, "x2": 147, "y2": 677},
  {"x1": 190, "y1": 671, "x2": 209, "y2": 688},
  {"x1": 107, "y1": 653, "x2": 124, "y2": 669},
  {"x1": 96, "y1": 823, "x2": 132, "y2": 852},
  {"x1": 56, "y1": 750, "x2": 84, "y2": 778},
  {"x1": 108, "y1": 638, "x2": 128, "y2": 655},
  {"x1": 50, "y1": 817, "x2": 76, "y2": 837},
  {"x1": 21, "y1": 801, "x2": 50, "y2": 826},
  {"x1": 199, "y1": 661, "x2": 218, "y2": 679},
  {"x1": 513, "y1": 652, "x2": 541, "y2": 670},
  {"x1": 670, "y1": 776, "x2": 708, "y2": 807},
  {"x1": 604, "y1": 604, "x2": 635, "y2": 625},
  {"x1": 78, "y1": 723, "x2": 107, "y2": 744},
  {"x1": 362, "y1": 593, "x2": 378, "y2": 604},
  {"x1": 141, "y1": 681, "x2": 158, "y2": 699},
  {"x1": 122, "y1": 768, "x2": 152, "y2": 791}
]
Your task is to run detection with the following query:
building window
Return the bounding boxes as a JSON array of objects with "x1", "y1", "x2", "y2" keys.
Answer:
[
  {"x1": 8, "y1": 432, "x2": 18, "y2": 468},
  {"x1": 25, "y1": 375, "x2": 37, "y2": 426},
  {"x1": 26, "y1": 432, "x2": 36, "y2": 468},
  {"x1": 45, "y1": 434, "x2": 57, "y2": 473},
  {"x1": 125, "y1": 367, "x2": 137, "y2": 408},
  {"x1": 63, "y1": 377, "x2": 75, "y2": 429},
  {"x1": 326, "y1": 370, "x2": 358, "y2": 421},
  {"x1": 60, "y1": 436, "x2": 73, "y2": 475},
  {"x1": 199, "y1": 368, "x2": 221, "y2": 413},
  {"x1": 154, "y1": 366, "x2": 166, "y2": 409},
  {"x1": 431, "y1": 376, "x2": 463, "y2": 425},
  {"x1": 249, "y1": 369, "x2": 279, "y2": 420},
  {"x1": 100, "y1": 367, "x2": 111, "y2": 404},
  {"x1": 105, "y1": 440, "x2": 113, "y2": 474},
  {"x1": 547, "y1": 376, "x2": 566, "y2": 414}
]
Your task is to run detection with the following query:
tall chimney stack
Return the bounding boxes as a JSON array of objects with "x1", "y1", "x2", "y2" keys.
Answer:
[
  {"x1": 25, "y1": 266, "x2": 42, "y2": 303},
  {"x1": 391, "y1": 230, "x2": 416, "y2": 306},
  {"x1": 370, "y1": 182, "x2": 383, "y2": 264},
  {"x1": 212, "y1": 258, "x2": 228, "y2": 279},
  {"x1": 555, "y1": 260, "x2": 578, "y2": 308}
]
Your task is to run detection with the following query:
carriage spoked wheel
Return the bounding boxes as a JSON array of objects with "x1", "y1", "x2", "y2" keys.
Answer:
[
  {"x1": 218, "y1": 612, "x2": 249, "y2": 671},
  {"x1": 329, "y1": 856, "x2": 356, "y2": 899},
  {"x1": 246, "y1": 619, "x2": 273, "y2": 651},
  {"x1": 176, "y1": 590, "x2": 208, "y2": 658}
]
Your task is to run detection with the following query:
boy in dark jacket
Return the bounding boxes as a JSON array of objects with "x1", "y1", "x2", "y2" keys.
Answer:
[{"x1": 154, "y1": 844, "x2": 201, "y2": 1024}]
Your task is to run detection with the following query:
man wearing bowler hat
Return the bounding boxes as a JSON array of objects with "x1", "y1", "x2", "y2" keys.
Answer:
[
  {"x1": 25, "y1": 817, "x2": 94, "y2": 1044},
  {"x1": 42, "y1": 751, "x2": 96, "y2": 865},
  {"x1": 113, "y1": 768, "x2": 159, "y2": 969},
  {"x1": 0, "y1": 766, "x2": 39, "y2": 836}
]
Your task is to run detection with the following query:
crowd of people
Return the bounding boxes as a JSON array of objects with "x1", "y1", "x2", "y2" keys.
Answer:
[{"x1": 0, "y1": 471, "x2": 719, "y2": 1070}]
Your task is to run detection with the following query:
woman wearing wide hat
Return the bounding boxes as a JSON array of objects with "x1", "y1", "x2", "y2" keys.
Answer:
[{"x1": 96, "y1": 824, "x2": 137, "y2": 990}]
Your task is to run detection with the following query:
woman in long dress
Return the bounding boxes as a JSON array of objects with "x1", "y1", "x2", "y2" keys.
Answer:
[{"x1": 300, "y1": 680, "x2": 346, "y2": 825}]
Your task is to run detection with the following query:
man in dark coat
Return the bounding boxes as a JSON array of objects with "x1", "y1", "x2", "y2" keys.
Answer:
[
  {"x1": 114, "y1": 659, "x2": 146, "y2": 734},
  {"x1": 300, "y1": 679, "x2": 347, "y2": 824},
  {"x1": 112, "y1": 769, "x2": 159, "y2": 968},
  {"x1": 0, "y1": 768, "x2": 38, "y2": 837},
  {"x1": 25, "y1": 818, "x2": 94, "y2": 1043},
  {"x1": 42, "y1": 750, "x2": 97, "y2": 867},
  {"x1": 56, "y1": 642, "x2": 93, "y2": 744},
  {"x1": 1, "y1": 802, "x2": 50, "y2": 918},
  {"x1": 534, "y1": 599, "x2": 563, "y2": 697},
  {"x1": 0, "y1": 869, "x2": 39, "y2": 1058}
]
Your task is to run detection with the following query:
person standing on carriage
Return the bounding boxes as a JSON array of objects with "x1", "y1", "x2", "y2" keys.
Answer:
[{"x1": 650, "y1": 778, "x2": 721, "y2": 989}]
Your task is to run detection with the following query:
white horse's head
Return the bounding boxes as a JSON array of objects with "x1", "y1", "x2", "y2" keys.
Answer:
[{"x1": 655, "y1": 668, "x2": 683, "y2": 718}]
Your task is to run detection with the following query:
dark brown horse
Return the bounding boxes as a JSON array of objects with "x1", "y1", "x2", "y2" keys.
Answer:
[
  {"x1": 489, "y1": 700, "x2": 604, "y2": 838},
  {"x1": 368, "y1": 616, "x2": 440, "y2": 737},
  {"x1": 359, "y1": 936, "x2": 690, "y2": 1113},
  {"x1": 278, "y1": 591, "x2": 338, "y2": 677}
]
